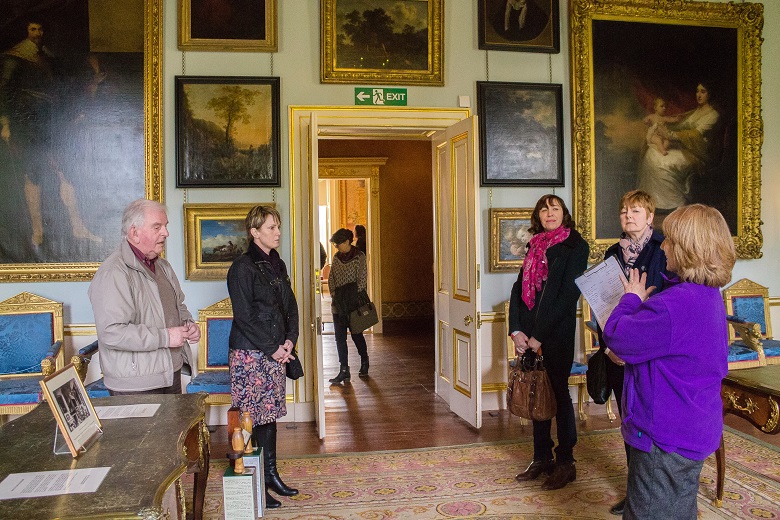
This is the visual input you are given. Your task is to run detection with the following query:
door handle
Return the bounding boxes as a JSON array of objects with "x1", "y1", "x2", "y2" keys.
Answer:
[{"x1": 464, "y1": 315, "x2": 473, "y2": 326}]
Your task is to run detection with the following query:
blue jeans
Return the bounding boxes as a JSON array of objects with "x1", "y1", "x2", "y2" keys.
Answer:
[{"x1": 333, "y1": 313, "x2": 368, "y2": 366}]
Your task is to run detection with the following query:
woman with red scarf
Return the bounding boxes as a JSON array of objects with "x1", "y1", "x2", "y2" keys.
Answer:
[{"x1": 508, "y1": 194, "x2": 589, "y2": 491}]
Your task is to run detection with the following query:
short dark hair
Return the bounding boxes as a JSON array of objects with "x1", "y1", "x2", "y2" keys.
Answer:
[
  {"x1": 529, "y1": 194, "x2": 574, "y2": 234},
  {"x1": 330, "y1": 228, "x2": 353, "y2": 244}
]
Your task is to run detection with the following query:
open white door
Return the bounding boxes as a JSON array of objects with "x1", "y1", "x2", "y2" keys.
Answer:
[
  {"x1": 308, "y1": 114, "x2": 326, "y2": 439},
  {"x1": 432, "y1": 116, "x2": 482, "y2": 428}
]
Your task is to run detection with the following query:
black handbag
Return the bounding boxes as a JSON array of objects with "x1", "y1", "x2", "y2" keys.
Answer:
[
  {"x1": 349, "y1": 302, "x2": 379, "y2": 333},
  {"x1": 586, "y1": 348, "x2": 611, "y2": 404},
  {"x1": 286, "y1": 349, "x2": 304, "y2": 380}
]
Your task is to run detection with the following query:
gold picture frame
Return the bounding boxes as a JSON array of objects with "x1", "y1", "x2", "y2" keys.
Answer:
[
  {"x1": 570, "y1": 0, "x2": 763, "y2": 263},
  {"x1": 178, "y1": 0, "x2": 277, "y2": 52},
  {"x1": 40, "y1": 364, "x2": 102, "y2": 458},
  {"x1": 489, "y1": 208, "x2": 533, "y2": 273},
  {"x1": 320, "y1": 0, "x2": 444, "y2": 86},
  {"x1": 184, "y1": 203, "x2": 275, "y2": 280},
  {"x1": 0, "y1": 0, "x2": 163, "y2": 282}
]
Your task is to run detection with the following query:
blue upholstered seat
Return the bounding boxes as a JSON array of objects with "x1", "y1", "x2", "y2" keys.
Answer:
[
  {"x1": 186, "y1": 298, "x2": 234, "y2": 408},
  {"x1": 570, "y1": 361, "x2": 587, "y2": 375},
  {"x1": 0, "y1": 292, "x2": 65, "y2": 418},
  {"x1": 724, "y1": 279, "x2": 778, "y2": 367},
  {"x1": 727, "y1": 344, "x2": 760, "y2": 362}
]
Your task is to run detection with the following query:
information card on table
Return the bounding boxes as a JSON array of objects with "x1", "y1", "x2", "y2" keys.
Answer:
[
  {"x1": 0, "y1": 467, "x2": 110, "y2": 499},
  {"x1": 575, "y1": 255, "x2": 627, "y2": 328},
  {"x1": 95, "y1": 404, "x2": 161, "y2": 419}
]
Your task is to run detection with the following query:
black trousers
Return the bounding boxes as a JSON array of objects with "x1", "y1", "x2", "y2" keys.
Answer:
[
  {"x1": 333, "y1": 313, "x2": 368, "y2": 366},
  {"x1": 532, "y1": 349, "x2": 577, "y2": 464},
  {"x1": 605, "y1": 357, "x2": 631, "y2": 463}
]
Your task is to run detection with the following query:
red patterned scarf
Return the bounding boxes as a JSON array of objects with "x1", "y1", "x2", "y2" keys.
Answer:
[{"x1": 521, "y1": 226, "x2": 571, "y2": 310}]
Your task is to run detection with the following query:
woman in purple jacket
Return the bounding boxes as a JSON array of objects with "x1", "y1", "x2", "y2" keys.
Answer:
[{"x1": 603, "y1": 204, "x2": 736, "y2": 520}]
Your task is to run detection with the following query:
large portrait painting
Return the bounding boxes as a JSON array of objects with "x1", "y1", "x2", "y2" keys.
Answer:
[
  {"x1": 570, "y1": 0, "x2": 763, "y2": 262},
  {"x1": 320, "y1": 0, "x2": 443, "y2": 85},
  {"x1": 176, "y1": 76, "x2": 280, "y2": 188},
  {"x1": 0, "y1": 0, "x2": 162, "y2": 281}
]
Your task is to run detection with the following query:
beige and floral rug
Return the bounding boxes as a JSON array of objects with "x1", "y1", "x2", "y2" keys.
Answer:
[{"x1": 189, "y1": 427, "x2": 780, "y2": 519}]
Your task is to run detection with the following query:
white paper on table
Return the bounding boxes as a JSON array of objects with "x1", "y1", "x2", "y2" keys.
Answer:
[
  {"x1": 0, "y1": 467, "x2": 110, "y2": 499},
  {"x1": 95, "y1": 404, "x2": 161, "y2": 419},
  {"x1": 575, "y1": 255, "x2": 628, "y2": 328}
]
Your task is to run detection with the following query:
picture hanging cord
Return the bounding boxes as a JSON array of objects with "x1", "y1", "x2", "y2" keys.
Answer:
[
  {"x1": 270, "y1": 54, "x2": 274, "y2": 76},
  {"x1": 272, "y1": 188, "x2": 276, "y2": 202},
  {"x1": 548, "y1": 55, "x2": 552, "y2": 84},
  {"x1": 181, "y1": 51, "x2": 186, "y2": 75},
  {"x1": 184, "y1": 188, "x2": 188, "y2": 203},
  {"x1": 489, "y1": 188, "x2": 493, "y2": 209},
  {"x1": 485, "y1": 51, "x2": 489, "y2": 81}
]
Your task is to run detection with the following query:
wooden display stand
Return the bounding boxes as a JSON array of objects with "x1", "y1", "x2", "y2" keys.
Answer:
[{"x1": 222, "y1": 466, "x2": 258, "y2": 520}]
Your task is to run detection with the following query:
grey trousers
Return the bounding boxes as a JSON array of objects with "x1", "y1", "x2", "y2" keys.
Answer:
[{"x1": 624, "y1": 444, "x2": 703, "y2": 520}]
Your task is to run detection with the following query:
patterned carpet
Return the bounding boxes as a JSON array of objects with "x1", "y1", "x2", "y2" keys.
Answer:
[{"x1": 192, "y1": 427, "x2": 780, "y2": 519}]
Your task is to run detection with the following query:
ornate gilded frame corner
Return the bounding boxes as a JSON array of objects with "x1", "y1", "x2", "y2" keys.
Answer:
[
  {"x1": 183, "y1": 203, "x2": 272, "y2": 281},
  {"x1": 570, "y1": 0, "x2": 763, "y2": 263},
  {"x1": 320, "y1": 0, "x2": 444, "y2": 86},
  {"x1": 488, "y1": 208, "x2": 533, "y2": 272},
  {"x1": 178, "y1": 0, "x2": 278, "y2": 52},
  {"x1": 0, "y1": 0, "x2": 163, "y2": 282}
]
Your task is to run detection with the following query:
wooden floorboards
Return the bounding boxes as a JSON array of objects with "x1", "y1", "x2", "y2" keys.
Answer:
[{"x1": 209, "y1": 318, "x2": 780, "y2": 459}]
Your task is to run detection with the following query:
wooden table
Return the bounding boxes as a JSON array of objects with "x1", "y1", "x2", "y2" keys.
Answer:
[
  {"x1": 716, "y1": 365, "x2": 780, "y2": 506},
  {"x1": 0, "y1": 393, "x2": 210, "y2": 520}
]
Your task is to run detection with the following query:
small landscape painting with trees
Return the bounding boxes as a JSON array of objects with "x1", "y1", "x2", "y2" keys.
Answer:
[{"x1": 176, "y1": 76, "x2": 280, "y2": 187}]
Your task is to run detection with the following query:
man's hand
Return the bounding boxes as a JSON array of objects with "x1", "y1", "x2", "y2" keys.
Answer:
[
  {"x1": 167, "y1": 326, "x2": 189, "y2": 348},
  {"x1": 183, "y1": 321, "x2": 201, "y2": 343}
]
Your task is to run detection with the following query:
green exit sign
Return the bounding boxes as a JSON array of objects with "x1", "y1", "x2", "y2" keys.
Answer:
[{"x1": 355, "y1": 87, "x2": 408, "y2": 106}]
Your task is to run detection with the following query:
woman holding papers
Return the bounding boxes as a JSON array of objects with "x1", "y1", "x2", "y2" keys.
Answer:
[
  {"x1": 603, "y1": 204, "x2": 735, "y2": 520},
  {"x1": 509, "y1": 194, "x2": 589, "y2": 491},
  {"x1": 597, "y1": 190, "x2": 670, "y2": 516}
]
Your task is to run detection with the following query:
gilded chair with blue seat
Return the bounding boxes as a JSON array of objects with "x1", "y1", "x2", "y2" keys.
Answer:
[
  {"x1": 71, "y1": 340, "x2": 111, "y2": 398},
  {"x1": 186, "y1": 297, "x2": 233, "y2": 410},
  {"x1": 723, "y1": 278, "x2": 779, "y2": 366},
  {"x1": 0, "y1": 292, "x2": 65, "y2": 421}
]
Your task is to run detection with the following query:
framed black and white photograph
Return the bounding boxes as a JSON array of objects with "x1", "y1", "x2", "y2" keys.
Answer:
[
  {"x1": 477, "y1": 82, "x2": 564, "y2": 187},
  {"x1": 40, "y1": 364, "x2": 101, "y2": 457},
  {"x1": 176, "y1": 76, "x2": 281, "y2": 188}
]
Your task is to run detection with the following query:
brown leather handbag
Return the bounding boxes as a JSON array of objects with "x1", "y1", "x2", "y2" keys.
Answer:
[{"x1": 506, "y1": 350, "x2": 557, "y2": 421}]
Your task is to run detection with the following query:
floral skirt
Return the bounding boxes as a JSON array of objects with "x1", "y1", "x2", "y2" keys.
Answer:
[{"x1": 229, "y1": 349, "x2": 286, "y2": 426}]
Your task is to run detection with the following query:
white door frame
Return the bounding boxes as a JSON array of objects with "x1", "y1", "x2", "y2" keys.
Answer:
[{"x1": 289, "y1": 106, "x2": 472, "y2": 438}]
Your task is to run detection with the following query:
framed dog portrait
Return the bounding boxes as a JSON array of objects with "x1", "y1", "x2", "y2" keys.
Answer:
[
  {"x1": 570, "y1": 0, "x2": 763, "y2": 262},
  {"x1": 477, "y1": 82, "x2": 564, "y2": 186},
  {"x1": 478, "y1": 0, "x2": 560, "y2": 53},
  {"x1": 184, "y1": 203, "x2": 274, "y2": 280},
  {"x1": 176, "y1": 76, "x2": 281, "y2": 188},
  {"x1": 489, "y1": 208, "x2": 533, "y2": 272},
  {"x1": 40, "y1": 364, "x2": 102, "y2": 457}
]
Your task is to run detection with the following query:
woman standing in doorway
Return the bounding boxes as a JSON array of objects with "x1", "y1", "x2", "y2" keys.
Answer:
[{"x1": 328, "y1": 227, "x2": 370, "y2": 382}]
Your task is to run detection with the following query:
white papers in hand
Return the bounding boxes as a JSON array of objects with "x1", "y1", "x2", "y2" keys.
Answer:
[{"x1": 575, "y1": 255, "x2": 627, "y2": 328}]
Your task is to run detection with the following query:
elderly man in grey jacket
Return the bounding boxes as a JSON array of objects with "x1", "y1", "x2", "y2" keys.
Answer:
[{"x1": 88, "y1": 199, "x2": 200, "y2": 395}]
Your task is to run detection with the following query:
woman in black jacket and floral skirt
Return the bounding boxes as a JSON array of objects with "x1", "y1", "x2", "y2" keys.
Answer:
[
  {"x1": 227, "y1": 205, "x2": 299, "y2": 509},
  {"x1": 508, "y1": 194, "x2": 589, "y2": 491},
  {"x1": 327, "y1": 228, "x2": 370, "y2": 383}
]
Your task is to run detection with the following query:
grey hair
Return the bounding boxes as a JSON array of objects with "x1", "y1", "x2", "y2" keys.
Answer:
[{"x1": 121, "y1": 199, "x2": 167, "y2": 238}]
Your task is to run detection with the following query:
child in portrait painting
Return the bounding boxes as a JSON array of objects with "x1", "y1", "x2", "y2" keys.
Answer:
[{"x1": 644, "y1": 97, "x2": 681, "y2": 155}]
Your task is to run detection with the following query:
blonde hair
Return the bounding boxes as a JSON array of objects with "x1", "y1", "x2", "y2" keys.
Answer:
[
  {"x1": 662, "y1": 204, "x2": 735, "y2": 287},
  {"x1": 619, "y1": 190, "x2": 656, "y2": 217},
  {"x1": 245, "y1": 205, "x2": 281, "y2": 243}
]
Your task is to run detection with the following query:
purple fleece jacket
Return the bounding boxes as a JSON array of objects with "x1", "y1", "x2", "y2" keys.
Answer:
[{"x1": 603, "y1": 277, "x2": 728, "y2": 460}]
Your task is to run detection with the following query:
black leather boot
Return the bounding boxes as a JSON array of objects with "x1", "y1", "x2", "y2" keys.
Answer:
[
  {"x1": 260, "y1": 422, "x2": 299, "y2": 497},
  {"x1": 252, "y1": 425, "x2": 282, "y2": 508},
  {"x1": 359, "y1": 357, "x2": 369, "y2": 377},
  {"x1": 329, "y1": 365, "x2": 351, "y2": 384}
]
